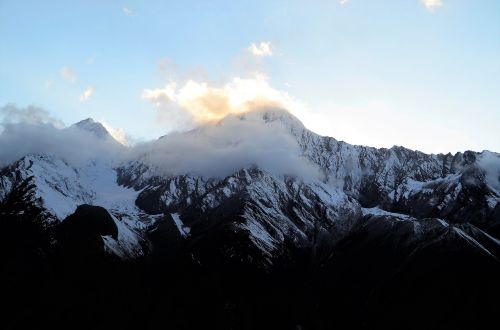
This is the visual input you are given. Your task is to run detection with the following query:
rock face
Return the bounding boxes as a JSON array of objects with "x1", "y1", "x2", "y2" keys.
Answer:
[
  {"x1": 57, "y1": 204, "x2": 119, "y2": 257},
  {"x1": 1, "y1": 110, "x2": 500, "y2": 329}
]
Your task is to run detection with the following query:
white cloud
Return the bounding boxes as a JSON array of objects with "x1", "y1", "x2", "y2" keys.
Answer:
[
  {"x1": 79, "y1": 86, "x2": 94, "y2": 102},
  {"x1": 60, "y1": 66, "x2": 77, "y2": 83},
  {"x1": 0, "y1": 122, "x2": 126, "y2": 168},
  {"x1": 132, "y1": 110, "x2": 321, "y2": 179},
  {"x1": 420, "y1": 0, "x2": 443, "y2": 12},
  {"x1": 122, "y1": 6, "x2": 133, "y2": 16},
  {"x1": 0, "y1": 104, "x2": 64, "y2": 128},
  {"x1": 248, "y1": 42, "x2": 273, "y2": 57},
  {"x1": 138, "y1": 69, "x2": 330, "y2": 179},
  {"x1": 0, "y1": 106, "x2": 129, "y2": 168},
  {"x1": 340, "y1": 0, "x2": 349, "y2": 5},
  {"x1": 0, "y1": 105, "x2": 319, "y2": 179},
  {"x1": 140, "y1": 73, "x2": 325, "y2": 179},
  {"x1": 142, "y1": 73, "x2": 308, "y2": 130}
]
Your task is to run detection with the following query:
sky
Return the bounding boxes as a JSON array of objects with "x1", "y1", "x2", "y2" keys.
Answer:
[{"x1": 0, "y1": 0, "x2": 499, "y2": 154}]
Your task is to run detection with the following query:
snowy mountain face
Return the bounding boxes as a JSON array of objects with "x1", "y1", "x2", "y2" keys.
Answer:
[
  {"x1": 114, "y1": 110, "x2": 499, "y2": 264},
  {"x1": 0, "y1": 119, "x2": 150, "y2": 259},
  {"x1": 72, "y1": 118, "x2": 113, "y2": 141},
  {"x1": 2, "y1": 110, "x2": 499, "y2": 262},
  {"x1": 2, "y1": 110, "x2": 500, "y2": 329}
]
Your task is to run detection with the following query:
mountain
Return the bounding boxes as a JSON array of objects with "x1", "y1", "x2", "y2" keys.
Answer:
[
  {"x1": 1, "y1": 111, "x2": 500, "y2": 329},
  {"x1": 71, "y1": 118, "x2": 114, "y2": 140}
]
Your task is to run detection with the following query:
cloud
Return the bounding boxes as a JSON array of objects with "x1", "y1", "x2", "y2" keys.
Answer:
[
  {"x1": 420, "y1": 0, "x2": 443, "y2": 12},
  {"x1": 0, "y1": 123, "x2": 127, "y2": 168},
  {"x1": 142, "y1": 73, "x2": 308, "y2": 132},
  {"x1": 248, "y1": 42, "x2": 273, "y2": 57},
  {"x1": 0, "y1": 105, "x2": 126, "y2": 167},
  {"x1": 132, "y1": 110, "x2": 321, "y2": 179},
  {"x1": 79, "y1": 86, "x2": 94, "y2": 102},
  {"x1": 60, "y1": 66, "x2": 77, "y2": 83},
  {"x1": 139, "y1": 71, "x2": 321, "y2": 179},
  {"x1": 340, "y1": 0, "x2": 349, "y2": 5},
  {"x1": 478, "y1": 151, "x2": 500, "y2": 194},
  {"x1": 122, "y1": 6, "x2": 133, "y2": 16},
  {"x1": 0, "y1": 104, "x2": 319, "y2": 180},
  {"x1": 0, "y1": 104, "x2": 64, "y2": 128}
]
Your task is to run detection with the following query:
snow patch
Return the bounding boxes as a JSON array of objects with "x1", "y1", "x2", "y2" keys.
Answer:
[
  {"x1": 243, "y1": 219, "x2": 276, "y2": 253},
  {"x1": 101, "y1": 214, "x2": 145, "y2": 259},
  {"x1": 435, "y1": 219, "x2": 450, "y2": 227},
  {"x1": 171, "y1": 213, "x2": 190, "y2": 237},
  {"x1": 362, "y1": 207, "x2": 413, "y2": 220}
]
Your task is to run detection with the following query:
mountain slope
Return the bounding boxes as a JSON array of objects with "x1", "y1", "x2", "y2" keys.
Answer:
[
  {"x1": 1, "y1": 111, "x2": 499, "y2": 262},
  {"x1": 2, "y1": 110, "x2": 500, "y2": 329},
  {"x1": 116, "y1": 109, "x2": 499, "y2": 257}
]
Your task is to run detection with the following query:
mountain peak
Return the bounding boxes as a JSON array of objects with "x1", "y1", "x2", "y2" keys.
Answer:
[
  {"x1": 72, "y1": 118, "x2": 112, "y2": 140},
  {"x1": 79, "y1": 117, "x2": 96, "y2": 123},
  {"x1": 236, "y1": 108, "x2": 305, "y2": 128},
  {"x1": 213, "y1": 108, "x2": 307, "y2": 141}
]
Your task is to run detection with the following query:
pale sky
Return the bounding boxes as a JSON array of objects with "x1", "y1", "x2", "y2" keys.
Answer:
[{"x1": 0, "y1": 0, "x2": 499, "y2": 154}]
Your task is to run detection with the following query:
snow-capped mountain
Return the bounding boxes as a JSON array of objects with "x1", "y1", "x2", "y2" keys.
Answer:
[
  {"x1": 113, "y1": 110, "x2": 499, "y2": 264},
  {"x1": 71, "y1": 118, "x2": 114, "y2": 141},
  {"x1": 2, "y1": 109, "x2": 500, "y2": 329},
  {"x1": 1, "y1": 110, "x2": 499, "y2": 261}
]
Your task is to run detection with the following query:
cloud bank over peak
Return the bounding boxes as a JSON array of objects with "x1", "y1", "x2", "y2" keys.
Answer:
[
  {"x1": 0, "y1": 105, "x2": 127, "y2": 167},
  {"x1": 139, "y1": 70, "x2": 320, "y2": 179},
  {"x1": 142, "y1": 73, "x2": 308, "y2": 132},
  {"x1": 0, "y1": 104, "x2": 64, "y2": 129},
  {"x1": 133, "y1": 109, "x2": 321, "y2": 180},
  {"x1": 0, "y1": 104, "x2": 320, "y2": 180}
]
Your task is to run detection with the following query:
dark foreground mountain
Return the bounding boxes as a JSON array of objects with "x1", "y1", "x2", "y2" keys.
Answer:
[{"x1": 1, "y1": 110, "x2": 499, "y2": 329}]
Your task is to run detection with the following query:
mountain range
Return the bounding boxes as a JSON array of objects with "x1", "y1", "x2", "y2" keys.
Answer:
[{"x1": 1, "y1": 110, "x2": 499, "y2": 330}]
